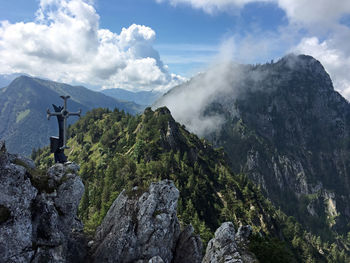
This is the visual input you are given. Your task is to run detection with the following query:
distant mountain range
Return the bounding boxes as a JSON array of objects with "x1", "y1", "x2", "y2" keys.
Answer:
[
  {"x1": 102, "y1": 88, "x2": 162, "y2": 106},
  {"x1": 0, "y1": 75, "x2": 143, "y2": 156}
]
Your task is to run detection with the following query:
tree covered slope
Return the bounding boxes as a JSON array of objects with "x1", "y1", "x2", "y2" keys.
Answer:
[{"x1": 34, "y1": 107, "x2": 350, "y2": 262}]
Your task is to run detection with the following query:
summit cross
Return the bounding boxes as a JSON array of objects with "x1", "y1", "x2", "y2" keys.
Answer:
[{"x1": 47, "y1": 95, "x2": 81, "y2": 150}]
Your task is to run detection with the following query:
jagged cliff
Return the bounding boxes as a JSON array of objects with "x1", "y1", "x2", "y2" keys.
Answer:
[
  {"x1": 155, "y1": 54, "x2": 350, "y2": 245},
  {"x1": 212, "y1": 55, "x2": 350, "y2": 238}
]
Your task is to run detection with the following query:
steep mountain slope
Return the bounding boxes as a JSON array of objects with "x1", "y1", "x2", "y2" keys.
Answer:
[
  {"x1": 34, "y1": 107, "x2": 350, "y2": 262},
  {"x1": 0, "y1": 76, "x2": 143, "y2": 155},
  {"x1": 155, "y1": 55, "x2": 350, "y2": 247},
  {"x1": 102, "y1": 88, "x2": 162, "y2": 106}
]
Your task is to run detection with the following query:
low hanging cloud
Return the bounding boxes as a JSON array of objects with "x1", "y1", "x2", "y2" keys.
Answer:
[
  {"x1": 154, "y1": 39, "x2": 247, "y2": 136},
  {"x1": 155, "y1": 0, "x2": 350, "y2": 100},
  {"x1": 0, "y1": 0, "x2": 185, "y2": 91}
]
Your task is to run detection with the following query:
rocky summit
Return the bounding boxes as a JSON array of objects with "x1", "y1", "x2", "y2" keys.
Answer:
[
  {"x1": 0, "y1": 141, "x2": 85, "y2": 263},
  {"x1": 0, "y1": 141, "x2": 257, "y2": 263},
  {"x1": 91, "y1": 179, "x2": 203, "y2": 263}
]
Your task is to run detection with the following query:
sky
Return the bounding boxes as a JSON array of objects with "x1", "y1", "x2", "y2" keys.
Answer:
[{"x1": 0, "y1": 0, "x2": 350, "y2": 97}]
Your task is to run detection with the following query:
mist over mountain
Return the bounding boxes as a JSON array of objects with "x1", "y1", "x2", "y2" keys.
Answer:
[
  {"x1": 155, "y1": 54, "x2": 350, "y2": 246},
  {"x1": 0, "y1": 76, "x2": 143, "y2": 156},
  {"x1": 102, "y1": 88, "x2": 162, "y2": 106}
]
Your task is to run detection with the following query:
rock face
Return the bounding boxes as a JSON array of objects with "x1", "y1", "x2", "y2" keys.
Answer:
[
  {"x1": 0, "y1": 141, "x2": 85, "y2": 263},
  {"x1": 202, "y1": 222, "x2": 257, "y2": 263},
  {"x1": 156, "y1": 54, "x2": 350, "y2": 236},
  {"x1": 1, "y1": 139, "x2": 258, "y2": 263},
  {"x1": 92, "y1": 180, "x2": 202, "y2": 263},
  {"x1": 173, "y1": 225, "x2": 203, "y2": 263}
]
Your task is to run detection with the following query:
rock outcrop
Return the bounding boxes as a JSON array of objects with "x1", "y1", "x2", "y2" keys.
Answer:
[
  {"x1": 91, "y1": 180, "x2": 202, "y2": 263},
  {"x1": 1, "y1": 140, "x2": 258, "y2": 263},
  {"x1": 203, "y1": 222, "x2": 258, "y2": 263},
  {"x1": 0, "y1": 141, "x2": 86, "y2": 263},
  {"x1": 173, "y1": 225, "x2": 203, "y2": 263}
]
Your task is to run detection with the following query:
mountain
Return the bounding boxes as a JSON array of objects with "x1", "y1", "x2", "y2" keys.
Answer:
[
  {"x1": 102, "y1": 88, "x2": 162, "y2": 106},
  {"x1": 155, "y1": 54, "x2": 350, "y2": 251},
  {"x1": 0, "y1": 75, "x2": 143, "y2": 156},
  {"x1": 33, "y1": 106, "x2": 350, "y2": 262},
  {"x1": 0, "y1": 140, "x2": 254, "y2": 262},
  {"x1": 0, "y1": 73, "x2": 27, "y2": 88}
]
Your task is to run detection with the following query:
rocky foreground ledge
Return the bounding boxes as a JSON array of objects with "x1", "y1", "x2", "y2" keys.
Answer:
[
  {"x1": 0, "y1": 141, "x2": 257, "y2": 263},
  {"x1": 0, "y1": 141, "x2": 86, "y2": 263}
]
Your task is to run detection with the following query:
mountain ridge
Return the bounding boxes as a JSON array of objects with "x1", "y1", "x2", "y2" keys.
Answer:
[
  {"x1": 0, "y1": 75, "x2": 143, "y2": 156},
  {"x1": 154, "y1": 54, "x2": 350, "y2": 252},
  {"x1": 33, "y1": 105, "x2": 349, "y2": 262},
  {"x1": 102, "y1": 88, "x2": 162, "y2": 106}
]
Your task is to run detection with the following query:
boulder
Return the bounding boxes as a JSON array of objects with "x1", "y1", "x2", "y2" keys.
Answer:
[
  {"x1": 173, "y1": 225, "x2": 202, "y2": 263},
  {"x1": 92, "y1": 180, "x2": 180, "y2": 263},
  {"x1": 202, "y1": 222, "x2": 258, "y2": 263}
]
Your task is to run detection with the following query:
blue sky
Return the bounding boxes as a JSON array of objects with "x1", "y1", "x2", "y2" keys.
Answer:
[
  {"x1": 0, "y1": 0, "x2": 288, "y2": 76},
  {"x1": 0, "y1": 0, "x2": 350, "y2": 97}
]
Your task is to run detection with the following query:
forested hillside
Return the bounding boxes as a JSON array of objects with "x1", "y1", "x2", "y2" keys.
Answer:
[
  {"x1": 33, "y1": 107, "x2": 350, "y2": 262},
  {"x1": 155, "y1": 55, "x2": 350, "y2": 255}
]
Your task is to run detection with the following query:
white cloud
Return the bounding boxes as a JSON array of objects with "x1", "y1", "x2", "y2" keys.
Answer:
[
  {"x1": 155, "y1": 0, "x2": 350, "y2": 99},
  {"x1": 156, "y1": 0, "x2": 271, "y2": 14},
  {"x1": 154, "y1": 39, "x2": 245, "y2": 136},
  {"x1": 0, "y1": 0, "x2": 184, "y2": 91},
  {"x1": 156, "y1": 0, "x2": 350, "y2": 27},
  {"x1": 277, "y1": 0, "x2": 350, "y2": 28},
  {"x1": 294, "y1": 34, "x2": 350, "y2": 99}
]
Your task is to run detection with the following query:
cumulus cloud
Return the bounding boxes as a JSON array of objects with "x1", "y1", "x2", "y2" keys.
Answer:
[{"x1": 0, "y1": 0, "x2": 185, "y2": 91}]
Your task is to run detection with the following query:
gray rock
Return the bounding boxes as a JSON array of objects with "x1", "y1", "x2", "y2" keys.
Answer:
[
  {"x1": 47, "y1": 163, "x2": 66, "y2": 189},
  {"x1": 235, "y1": 225, "x2": 253, "y2": 245},
  {"x1": 148, "y1": 256, "x2": 164, "y2": 263},
  {"x1": 202, "y1": 222, "x2": 258, "y2": 263},
  {"x1": 92, "y1": 180, "x2": 180, "y2": 263},
  {"x1": 54, "y1": 175, "x2": 85, "y2": 233},
  {"x1": 0, "y1": 142, "x2": 38, "y2": 263},
  {"x1": 173, "y1": 225, "x2": 202, "y2": 263},
  {"x1": 31, "y1": 163, "x2": 86, "y2": 263},
  {"x1": 0, "y1": 142, "x2": 85, "y2": 263}
]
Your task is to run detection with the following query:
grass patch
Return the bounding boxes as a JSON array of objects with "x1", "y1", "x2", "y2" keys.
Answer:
[
  {"x1": 13, "y1": 158, "x2": 54, "y2": 193},
  {"x1": 16, "y1": 109, "x2": 30, "y2": 123}
]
